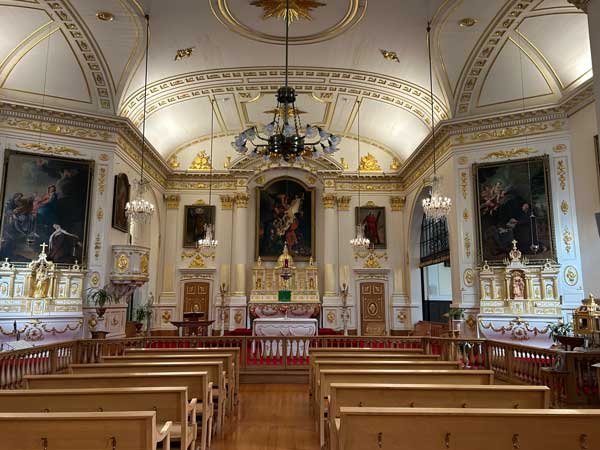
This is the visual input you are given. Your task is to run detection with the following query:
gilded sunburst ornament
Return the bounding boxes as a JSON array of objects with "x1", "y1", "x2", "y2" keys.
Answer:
[{"x1": 250, "y1": 0, "x2": 326, "y2": 23}]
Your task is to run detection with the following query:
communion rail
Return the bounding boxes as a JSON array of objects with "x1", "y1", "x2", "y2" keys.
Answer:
[{"x1": 1, "y1": 336, "x2": 599, "y2": 406}]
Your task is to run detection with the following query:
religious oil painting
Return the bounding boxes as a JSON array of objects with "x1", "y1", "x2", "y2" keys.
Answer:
[
  {"x1": 0, "y1": 150, "x2": 94, "y2": 265},
  {"x1": 183, "y1": 205, "x2": 216, "y2": 248},
  {"x1": 355, "y1": 205, "x2": 386, "y2": 249},
  {"x1": 473, "y1": 155, "x2": 556, "y2": 264},
  {"x1": 112, "y1": 173, "x2": 130, "y2": 233},
  {"x1": 256, "y1": 178, "x2": 314, "y2": 261}
]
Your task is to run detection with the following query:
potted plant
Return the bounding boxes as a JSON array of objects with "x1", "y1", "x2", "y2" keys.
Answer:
[
  {"x1": 447, "y1": 307, "x2": 465, "y2": 334},
  {"x1": 86, "y1": 286, "x2": 116, "y2": 318},
  {"x1": 548, "y1": 320, "x2": 582, "y2": 350},
  {"x1": 134, "y1": 304, "x2": 153, "y2": 334}
]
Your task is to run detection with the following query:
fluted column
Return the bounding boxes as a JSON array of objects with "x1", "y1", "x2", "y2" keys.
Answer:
[
  {"x1": 322, "y1": 193, "x2": 338, "y2": 296},
  {"x1": 389, "y1": 196, "x2": 411, "y2": 332},
  {"x1": 160, "y1": 194, "x2": 180, "y2": 298},
  {"x1": 231, "y1": 192, "x2": 249, "y2": 296}
]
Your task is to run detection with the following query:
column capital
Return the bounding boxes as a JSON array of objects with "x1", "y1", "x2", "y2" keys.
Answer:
[
  {"x1": 220, "y1": 194, "x2": 235, "y2": 210},
  {"x1": 235, "y1": 192, "x2": 249, "y2": 208},
  {"x1": 567, "y1": 0, "x2": 590, "y2": 12},
  {"x1": 165, "y1": 194, "x2": 180, "y2": 209},
  {"x1": 322, "y1": 193, "x2": 337, "y2": 209},
  {"x1": 390, "y1": 196, "x2": 406, "y2": 212},
  {"x1": 336, "y1": 196, "x2": 351, "y2": 211}
]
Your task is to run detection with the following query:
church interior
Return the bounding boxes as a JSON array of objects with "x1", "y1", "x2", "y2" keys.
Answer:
[{"x1": 1, "y1": 0, "x2": 600, "y2": 448}]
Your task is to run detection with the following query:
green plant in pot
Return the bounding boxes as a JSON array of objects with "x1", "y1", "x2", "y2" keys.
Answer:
[
  {"x1": 86, "y1": 286, "x2": 116, "y2": 318},
  {"x1": 134, "y1": 304, "x2": 153, "y2": 333},
  {"x1": 448, "y1": 307, "x2": 465, "y2": 320},
  {"x1": 548, "y1": 320, "x2": 582, "y2": 349}
]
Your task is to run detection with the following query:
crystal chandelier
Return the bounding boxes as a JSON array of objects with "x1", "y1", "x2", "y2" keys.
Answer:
[
  {"x1": 197, "y1": 98, "x2": 218, "y2": 250},
  {"x1": 232, "y1": 0, "x2": 339, "y2": 162},
  {"x1": 350, "y1": 100, "x2": 370, "y2": 250},
  {"x1": 422, "y1": 21, "x2": 452, "y2": 220},
  {"x1": 126, "y1": 15, "x2": 155, "y2": 225}
]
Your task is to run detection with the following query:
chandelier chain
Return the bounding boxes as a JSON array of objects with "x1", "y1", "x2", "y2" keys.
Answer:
[{"x1": 141, "y1": 14, "x2": 150, "y2": 182}]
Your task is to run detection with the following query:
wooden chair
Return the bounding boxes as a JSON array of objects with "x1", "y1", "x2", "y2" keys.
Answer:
[
  {"x1": 0, "y1": 411, "x2": 171, "y2": 450},
  {"x1": 0, "y1": 387, "x2": 195, "y2": 450},
  {"x1": 327, "y1": 383, "x2": 550, "y2": 450},
  {"x1": 24, "y1": 371, "x2": 212, "y2": 450},
  {"x1": 316, "y1": 369, "x2": 494, "y2": 447},
  {"x1": 337, "y1": 407, "x2": 600, "y2": 450},
  {"x1": 69, "y1": 360, "x2": 227, "y2": 435}
]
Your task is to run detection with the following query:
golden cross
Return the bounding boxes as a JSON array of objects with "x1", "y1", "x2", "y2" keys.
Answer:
[{"x1": 40, "y1": 243, "x2": 48, "y2": 254}]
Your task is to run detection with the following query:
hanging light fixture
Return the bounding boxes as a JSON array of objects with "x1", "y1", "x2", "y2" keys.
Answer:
[
  {"x1": 197, "y1": 98, "x2": 218, "y2": 249},
  {"x1": 231, "y1": 0, "x2": 339, "y2": 162},
  {"x1": 422, "y1": 21, "x2": 452, "y2": 220},
  {"x1": 350, "y1": 100, "x2": 370, "y2": 249},
  {"x1": 126, "y1": 14, "x2": 155, "y2": 225}
]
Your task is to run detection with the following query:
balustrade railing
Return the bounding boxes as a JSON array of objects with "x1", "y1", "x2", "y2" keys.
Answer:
[{"x1": 2, "y1": 336, "x2": 600, "y2": 407}]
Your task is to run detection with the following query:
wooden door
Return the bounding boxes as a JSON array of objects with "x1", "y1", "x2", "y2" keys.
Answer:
[
  {"x1": 360, "y1": 282, "x2": 386, "y2": 336},
  {"x1": 183, "y1": 282, "x2": 210, "y2": 316}
]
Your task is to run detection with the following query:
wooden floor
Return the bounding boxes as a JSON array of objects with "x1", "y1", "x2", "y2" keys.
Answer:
[{"x1": 212, "y1": 384, "x2": 319, "y2": 450}]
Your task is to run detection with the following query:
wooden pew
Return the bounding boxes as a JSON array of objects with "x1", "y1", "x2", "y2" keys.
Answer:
[
  {"x1": 0, "y1": 411, "x2": 172, "y2": 450},
  {"x1": 309, "y1": 357, "x2": 449, "y2": 399},
  {"x1": 24, "y1": 371, "x2": 212, "y2": 450},
  {"x1": 111, "y1": 347, "x2": 240, "y2": 409},
  {"x1": 124, "y1": 347, "x2": 240, "y2": 404},
  {"x1": 337, "y1": 407, "x2": 600, "y2": 450},
  {"x1": 316, "y1": 369, "x2": 494, "y2": 447},
  {"x1": 0, "y1": 387, "x2": 195, "y2": 450},
  {"x1": 328, "y1": 383, "x2": 550, "y2": 450},
  {"x1": 69, "y1": 360, "x2": 226, "y2": 434}
]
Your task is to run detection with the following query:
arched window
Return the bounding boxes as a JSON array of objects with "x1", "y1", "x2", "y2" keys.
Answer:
[{"x1": 419, "y1": 214, "x2": 449, "y2": 266}]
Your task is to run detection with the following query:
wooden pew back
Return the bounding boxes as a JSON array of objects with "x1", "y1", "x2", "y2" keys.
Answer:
[
  {"x1": 0, "y1": 411, "x2": 169, "y2": 450},
  {"x1": 338, "y1": 408, "x2": 600, "y2": 450}
]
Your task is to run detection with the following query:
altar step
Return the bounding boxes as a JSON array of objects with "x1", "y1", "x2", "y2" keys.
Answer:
[{"x1": 241, "y1": 370, "x2": 309, "y2": 384}]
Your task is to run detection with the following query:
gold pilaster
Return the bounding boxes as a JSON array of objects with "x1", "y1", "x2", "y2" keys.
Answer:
[
  {"x1": 322, "y1": 193, "x2": 336, "y2": 209},
  {"x1": 390, "y1": 196, "x2": 406, "y2": 212},
  {"x1": 165, "y1": 194, "x2": 180, "y2": 209},
  {"x1": 220, "y1": 195, "x2": 235, "y2": 210},
  {"x1": 336, "y1": 196, "x2": 351, "y2": 211},
  {"x1": 235, "y1": 192, "x2": 249, "y2": 208}
]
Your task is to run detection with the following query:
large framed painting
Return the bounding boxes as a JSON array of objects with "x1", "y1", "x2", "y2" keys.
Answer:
[
  {"x1": 112, "y1": 173, "x2": 130, "y2": 233},
  {"x1": 183, "y1": 204, "x2": 216, "y2": 248},
  {"x1": 0, "y1": 150, "x2": 94, "y2": 264},
  {"x1": 355, "y1": 205, "x2": 386, "y2": 249},
  {"x1": 473, "y1": 155, "x2": 556, "y2": 264},
  {"x1": 256, "y1": 177, "x2": 314, "y2": 260}
]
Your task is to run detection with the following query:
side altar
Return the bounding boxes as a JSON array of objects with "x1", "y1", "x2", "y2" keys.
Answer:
[
  {"x1": 0, "y1": 244, "x2": 85, "y2": 345},
  {"x1": 477, "y1": 240, "x2": 561, "y2": 347}
]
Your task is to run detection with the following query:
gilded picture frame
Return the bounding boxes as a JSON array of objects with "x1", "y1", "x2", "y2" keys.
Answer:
[
  {"x1": 355, "y1": 205, "x2": 387, "y2": 249},
  {"x1": 112, "y1": 173, "x2": 130, "y2": 233},
  {"x1": 183, "y1": 205, "x2": 216, "y2": 248}
]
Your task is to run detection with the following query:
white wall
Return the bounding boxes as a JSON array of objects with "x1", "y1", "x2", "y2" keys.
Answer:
[{"x1": 569, "y1": 102, "x2": 600, "y2": 296}]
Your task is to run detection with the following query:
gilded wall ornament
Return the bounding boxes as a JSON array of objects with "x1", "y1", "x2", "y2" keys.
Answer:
[
  {"x1": 224, "y1": 156, "x2": 232, "y2": 169},
  {"x1": 189, "y1": 151, "x2": 212, "y2": 170},
  {"x1": 166, "y1": 194, "x2": 180, "y2": 209},
  {"x1": 3, "y1": 117, "x2": 112, "y2": 142},
  {"x1": 564, "y1": 266, "x2": 578, "y2": 286},
  {"x1": 460, "y1": 171, "x2": 468, "y2": 199},
  {"x1": 250, "y1": 0, "x2": 326, "y2": 23},
  {"x1": 389, "y1": 158, "x2": 401, "y2": 171},
  {"x1": 174, "y1": 47, "x2": 194, "y2": 61},
  {"x1": 98, "y1": 167, "x2": 107, "y2": 195},
  {"x1": 364, "y1": 251, "x2": 381, "y2": 268},
  {"x1": 481, "y1": 148, "x2": 535, "y2": 160},
  {"x1": 560, "y1": 200, "x2": 569, "y2": 215},
  {"x1": 563, "y1": 229, "x2": 573, "y2": 254},
  {"x1": 17, "y1": 143, "x2": 82, "y2": 156},
  {"x1": 167, "y1": 154, "x2": 180, "y2": 169},
  {"x1": 322, "y1": 193, "x2": 336, "y2": 209},
  {"x1": 326, "y1": 311, "x2": 336, "y2": 324},
  {"x1": 161, "y1": 310, "x2": 172, "y2": 323},
  {"x1": 235, "y1": 192, "x2": 249, "y2": 208},
  {"x1": 465, "y1": 315, "x2": 476, "y2": 330},
  {"x1": 117, "y1": 254, "x2": 129, "y2": 273},
  {"x1": 380, "y1": 49, "x2": 400, "y2": 63},
  {"x1": 390, "y1": 196, "x2": 406, "y2": 212},
  {"x1": 553, "y1": 144, "x2": 567, "y2": 153},
  {"x1": 306, "y1": 175, "x2": 317, "y2": 185},
  {"x1": 337, "y1": 196, "x2": 351, "y2": 211},
  {"x1": 96, "y1": 208, "x2": 104, "y2": 221},
  {"x1": 359, "y1": 153, "x2": 382, "y2": 172},
  {"x1": 463, "y1": 208, "x2": 469, "y2": 221},
  {"x1": 340, "y1": 157, "x2": 349, "y2": 170},
  {"x1": 140, "y1": 254, "x2": 149, "y2": 275},
  {"x1": 189, "y1": 253, "x2": 205, "y2": 268},
  {"x1": 94, "y1": 234, "x2": 101, "y2": 259},
  {"x1": 89, "y1": 272, "x2": 101, "y2": 288},
  {"x1": 463, "y1": 268, "x2": 475, "y2": 287},
  {"x1": 457, "y1": 156, "x2": 469, "y2": 166},
  {"x1": 464, "y1": 233, "x2": 472, "y2": 258},
  {"x1": 234, "y1": 310, "x2": 243, "y2": 325},
  {"x1": 557, "y1": 160, "x2": 567, "y2": 190},
  {"x1": 99, "y1": 153, "x2": 109, "y2": 161},
  {"x1": 220, "y1": 195, "x2": 235, "y2": 210}
]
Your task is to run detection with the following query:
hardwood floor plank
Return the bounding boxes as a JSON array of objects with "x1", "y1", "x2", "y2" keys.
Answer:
[{"x1": 212, "y1": 384, "x2": 319, "y2": 450}]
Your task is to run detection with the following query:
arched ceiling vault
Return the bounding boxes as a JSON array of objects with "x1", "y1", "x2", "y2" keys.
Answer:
[{"x1": 0, "y1": 0, "x2": 593, "y2": 164}]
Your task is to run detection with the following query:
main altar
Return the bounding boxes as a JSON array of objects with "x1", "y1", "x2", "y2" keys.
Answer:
[
  {"x1": 249, "y1": 245, "x2": 320, "y2": 335},
  {"x1": 477, "y1": 241, "x2": 561, "y2": 347}
]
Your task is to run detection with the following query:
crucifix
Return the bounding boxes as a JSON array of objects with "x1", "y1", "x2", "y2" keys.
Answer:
[{"x1": 39, "y1": 243, "x2": 48, "y2": 254}]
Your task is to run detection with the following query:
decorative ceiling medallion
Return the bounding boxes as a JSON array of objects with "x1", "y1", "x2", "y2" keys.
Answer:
[
  {"x1": 459, "y1": 18, "x2": 477, "y2": 28},
  {"x1": 263, "y1": 106, "x2": 307, "y2": 118},
  {"x1": 175, "y1": 47, "x2": 194, "y2": 61},
  {"x1": 250, "y1": 0, "x2": 326, "y2": 23},
  {"x1": 210, "y1": 0, "x2": 366, "y2": 45},
  {"x1": 380, "y1": 49, "x2": 400, "y2": 63},
  {"x1": 96, "y1": 11, "x2": 115, "y2": 22}
]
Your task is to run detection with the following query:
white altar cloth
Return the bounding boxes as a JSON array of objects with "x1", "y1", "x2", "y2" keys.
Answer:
[{"x1": 252, "y1": 318, "x2": 318, "y2": 358}]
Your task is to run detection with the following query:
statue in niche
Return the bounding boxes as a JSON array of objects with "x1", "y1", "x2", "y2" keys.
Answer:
[
  {"x1": 28, "y1": 243, "x2": 54, "y2": 299},
  {"x1": 309, "y1": 278, "x2": 315, "y2": 290},
  {"x1": 256, "y1": 278, "x2": 262, "y2": 289},
  {"x1": 511, "y1": 271, "x2": 526, "y2": 300}
]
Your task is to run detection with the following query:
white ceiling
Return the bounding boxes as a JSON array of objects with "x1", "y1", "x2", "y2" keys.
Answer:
[{"x1": 0, "y1": 0, "x2": 593, "y2": 166}]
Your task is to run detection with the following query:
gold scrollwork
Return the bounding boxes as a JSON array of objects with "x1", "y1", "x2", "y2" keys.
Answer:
[
  {"x1": 479, "y1": 318, "x2": 549, "y2": 341},
  {"x1": 96, "y1": 208, "x2": 104, "y2": 221},
  {"x1": 167, "y1": 154, "x2": 180, "y2": 169},
  {"x1": 557, "y1": 160, "x2": 567, "y2": 190},
  {"x1": 564, "y1": 266, "x2": 578, "y2": 286},
  {"x1": 322, "y1": 193, "x2": 336, "y2": 209},
  {"x1": 560, "y1": 200, "x2": 569, "y2": 215},
  {"x1": 481, "y1": 148, "x2": 535, "y2": 160},
  {"x1": 336, "y1": 196, "x2": 351, "y2": 211},
  {"x1": 189, "y1": 150, "x2": 212, "y2": 170},
  {"x1": 463, "y1": 268, "x2": 475, "y2": 287},
  {"x1": 563, "y1": 229, "x2": 573, "y2": 254},
  {"x1": 116, "y1": 254, "x2": 129, "y2": 273},
  {"x1": 460, "y1": 172, "x2": 468, "y2": 200},
  {"x1": 234, "y1": 310, "x2": 243, "y2": 325},
  {"x1": 390, "y1": 196, "x2": 406, "y2": 212},
  {"x1": 98, "y1": 167, "x2": 107, "y2": 195},
  {"x1": 464, "y1": 233, "x2": 472, "y2": 258},
  {"x1": 326, "y1": 311, "x2": 336, "y2": 324},
  {"x1": 359, "y1": 153, "x2": 382, "y2": 172},
  {"x1": 162, "y1": 310, "x2": 172, "y2": 323},
  {"x1": 140, "y1": 254, "x2": 149, "y2": 275},
  {"x1": 16, "y1": 143, "x2": 82, "y2": 156}
]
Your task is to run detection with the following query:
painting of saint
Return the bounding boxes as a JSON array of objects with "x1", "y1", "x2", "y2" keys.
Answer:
[
  {"x1": 183, "y1": 205, "x2": 215, "y2": 248},
  {"x1": 256, "y1": 178, "x2": 314, "y2": 260},
  {"x1": 0, "y1": 150, "x2": 93, "y2": 264},
  {"x1": 474, "y1": 156, "x2": 555, "y2": 264},
  {"x1": 112, "y1": 173, "x2": 130, "y2": 232},
  {"x1": 355, "y1": 206, "x2": 386, "y2": 249}
]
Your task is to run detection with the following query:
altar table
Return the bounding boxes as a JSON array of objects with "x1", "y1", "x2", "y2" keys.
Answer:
[{"x1": 252, "y1": 318, "x2": 318, "y2": 358}]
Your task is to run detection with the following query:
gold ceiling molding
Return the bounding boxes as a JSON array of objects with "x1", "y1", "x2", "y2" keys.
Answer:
[
  {"x1": 481, "y1": 147, "x2": 536, "y2": 160},
  {"x1": 120, "y1": 67, "x2": 449, "y2": 131},
  {"x1": 251, "y1": 0, "x2": 326, "y2": 23},
  {"x1": 209, "y1": 0, "x2": 366, "y2": 45},
  {"x1": 16, "y1": 142, "x2": 82, "y2": 156},
  {"x1": 454, "y1": 119, "x2": 565, "y2": 146}
]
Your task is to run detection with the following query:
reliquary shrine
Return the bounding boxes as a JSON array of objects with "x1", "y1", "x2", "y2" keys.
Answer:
[
  {"x1": 0, "y1": 245, "x2": 85, "y2": 345},
  {"x1": 477, "y1": 241, "x2": 561, "y2": 346}
]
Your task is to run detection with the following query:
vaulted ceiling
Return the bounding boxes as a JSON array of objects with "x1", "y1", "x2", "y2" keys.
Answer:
[{"x1": 0, "y1": 0, "x2": 592, "y2": 170}]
